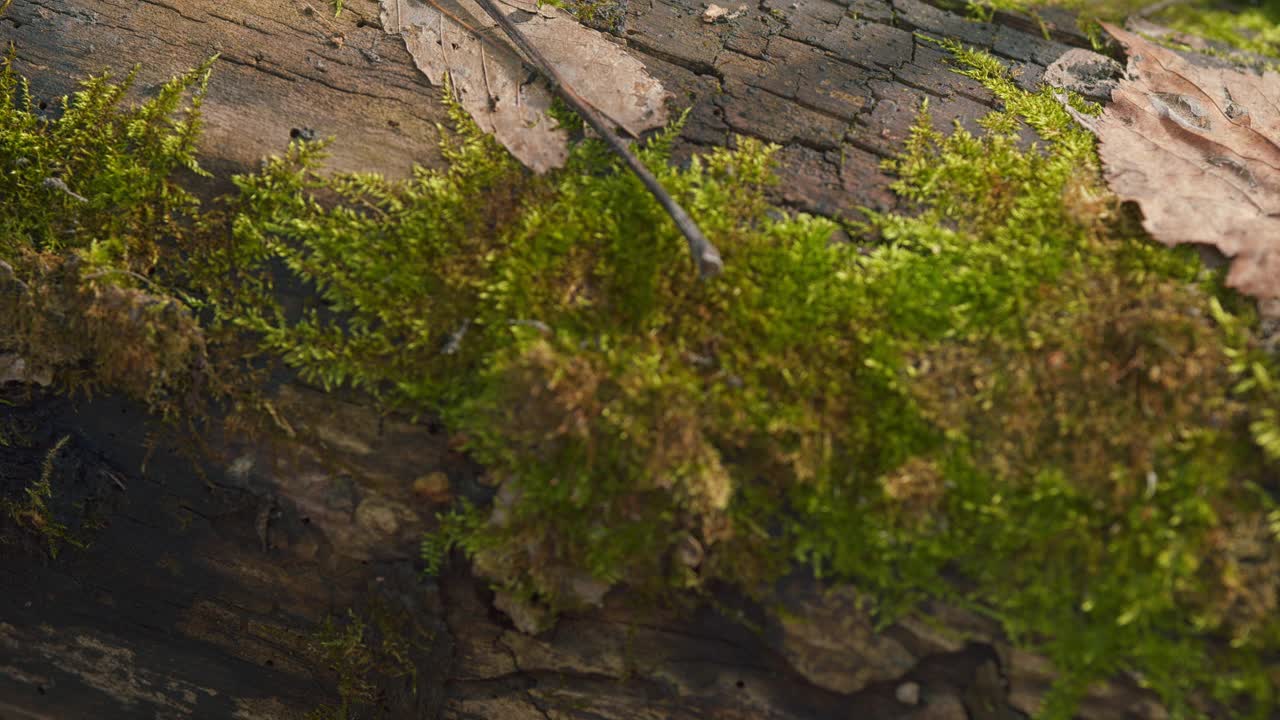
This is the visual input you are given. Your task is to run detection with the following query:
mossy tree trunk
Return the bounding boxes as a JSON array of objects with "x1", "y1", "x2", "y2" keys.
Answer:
[{"x1": 0, "y1": 1, "x2": 1168, "y2": 719}]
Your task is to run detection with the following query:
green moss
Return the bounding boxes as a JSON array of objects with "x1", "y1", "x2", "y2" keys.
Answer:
[
  {"x1": 0, "y1": 51, "x2": 210, "y2": 263},
  {"x1": 419, "y1": 498, "x2": 488, "y2": 576},
  {"x1": 1160, "y1": 2, "x2": 1280, "y2": 62},
  {"x1": 301, "y1": 608, "x2": 418, "y2": 720},
  {"x1": 3, "y1": 42, "x2": 1279, "y2": 718},
  {"x1": 967, "y1": 0, "x2": 1152, "y2": 20},
  {"x1": 254, "y1": 602, "x2": 424, "y2": 720},
  {"x1": 0, "y1": 50, "x2": 212, "y2": 418},
  {"x1": 564, "y1": 0, "x2": 629, "y2": 32},
  {"x1": 535, "y1": 0, "x2": 629, "y2": 32},
  {"x1": 852, "y1": 45, "x2": 1280, "y2": 716},
  {"x1": 1, "y1": 435, "x2": 88, "y2": 558},
  {"x1": 962, "y1": 0, "x2": 1280, "y2": 62}
]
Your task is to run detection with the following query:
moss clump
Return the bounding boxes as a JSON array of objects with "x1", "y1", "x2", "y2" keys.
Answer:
[
  {"x1": 860, "y1": 45, "x2": 1280, "y2": 715},
  {"x1": 195, "y1": 95, "x2": 523, "y2": 407},
  {"x1": 3, "y1": 40, "x2": 1279, "y2": 718},
  {"x1": 967, "y1": 0, "x2": 1156, "y2": 20},
  {"x1": 0, "y1": 51, "x2": 212, "y2": 418}
]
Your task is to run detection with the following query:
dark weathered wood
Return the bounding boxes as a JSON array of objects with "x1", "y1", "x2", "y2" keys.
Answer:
[
  {"x1": 0, "y1": 391, "x2": 345, "y2": 718},
  {"x1": 0, "y1": 388, "x2": 1006, "y2": 720}
]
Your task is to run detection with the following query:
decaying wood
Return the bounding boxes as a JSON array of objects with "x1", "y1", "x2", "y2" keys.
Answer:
[{"x1": 0, "y1": 388, "x2": 1032, "y2": 720}]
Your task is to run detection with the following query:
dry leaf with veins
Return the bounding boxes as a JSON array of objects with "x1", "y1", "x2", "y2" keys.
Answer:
[
  {"x1": 1068, "y1": 24, "x2": 1280, "y2": 304},
  {"x1": 380, "y1": 0, "x2": 669, "y2": 173}
]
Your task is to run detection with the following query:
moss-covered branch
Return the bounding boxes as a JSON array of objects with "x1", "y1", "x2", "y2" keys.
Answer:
[{"x1": 2, "y1": 36, "x2": 1278, "y2": 718}]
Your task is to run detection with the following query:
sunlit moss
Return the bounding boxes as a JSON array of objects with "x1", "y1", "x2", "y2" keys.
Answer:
[
  {"x1": 0, "y1": 51, "x2": 212, "y2": 418},
  {"x1": 1161, "y1": 2, "x2": 1280, "y2": 60},
  {"x1": 967, "y1": 0, "x2": 1280, "y2": 62}
]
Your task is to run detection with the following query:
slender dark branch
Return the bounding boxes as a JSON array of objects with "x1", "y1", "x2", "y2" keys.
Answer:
[{"x1": 467, "y1": 0, "x2": 724, "y2": 278}]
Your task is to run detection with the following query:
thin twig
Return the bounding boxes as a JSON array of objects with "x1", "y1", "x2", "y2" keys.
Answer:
[
  {"x1": 460, "y1": 0, "x2": 725, "y2": 278},
  {"x1": 42, "y1": 177, "x2": 88, "y2": 204},
  {"x1": 82, "y1": 267, "x2": 160, "y2": 289},
  {"x1": 480, "y1": 46, "x2": 496, "y2": 111},
  {"x1": 439, "y1": 11, "x2": 450, "y2": 82}
]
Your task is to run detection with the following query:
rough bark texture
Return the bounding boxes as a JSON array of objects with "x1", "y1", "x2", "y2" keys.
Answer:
[
  {"x1": 0, "y1": 386, "x2": 1166, "y2": 718},
  {"x1": 0, "y1": 386, "x2": 1013, "y2": 720},
  {"x1": 1, "y1": 0, "x2": 1091, "y2": 210},
  {"x1": 0, "y1": 1, "x2": 1169, "y2": 719}
]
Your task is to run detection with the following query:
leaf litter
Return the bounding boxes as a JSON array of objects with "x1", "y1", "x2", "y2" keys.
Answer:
[
  {"x1": 1061, "y1": 23, "x2": 1280, "y2": 309},
  {"x1": 380, "y1": 0, "x2": 670, "y2": 173}
]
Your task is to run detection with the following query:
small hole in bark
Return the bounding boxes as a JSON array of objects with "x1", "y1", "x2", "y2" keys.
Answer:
[
  {"x1": 301, "y1": 516, "x2": 311, "y2": 524},
  {"x1": 735, "y1": 681, "x2": 745, "y2": 689},
  {"x1": 37, "y1": 100, "x2": 48, "y2": 111},
  {"x1": 37, "y1": 685, "x2": 46, "y2": 695},
  {"x1": 265, "y1": 659, "x2": 275, "y2": 667},
  {"x1": 356, "y1": 18, "x2": 374, "y2": 27}
]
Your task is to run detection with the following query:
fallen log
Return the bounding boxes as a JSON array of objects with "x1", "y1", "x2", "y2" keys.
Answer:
[{"x1": 1, "y1": 1, "x2": 1177, "y2": 719}]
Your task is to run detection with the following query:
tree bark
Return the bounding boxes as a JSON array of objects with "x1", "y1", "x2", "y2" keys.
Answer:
[{"x1": 2, "y1": 0, "x2": 1092, "y2": 212}]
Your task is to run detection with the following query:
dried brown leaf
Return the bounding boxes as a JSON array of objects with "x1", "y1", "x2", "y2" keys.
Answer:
[
  {"x1": 380, "y1": 0, "x2": 669, "y2": 173},
  {"x1": 1069, "y1": 24, "x2": 1280, "y2": 302}
]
